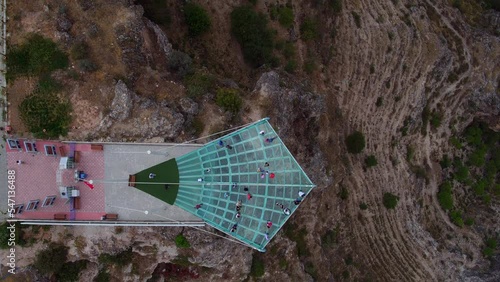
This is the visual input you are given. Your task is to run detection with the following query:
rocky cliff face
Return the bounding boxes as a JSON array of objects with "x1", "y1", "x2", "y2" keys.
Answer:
[{"x1": 4, "y1": 0, "x2": 499, "y2": 281}]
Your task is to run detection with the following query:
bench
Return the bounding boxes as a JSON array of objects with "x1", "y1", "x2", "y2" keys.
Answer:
[
  {"x1": 104, "y1": 214, "x2": 118, "y2": 220},
  {"x1": 54, "y1": 213, "x2": 67, "y2": 220},
  {"x1": 74, "y1": 151, "x2": 81, "y2": 163},
  {"x1": 91, "y1": 144, "x2": 104, "y2": 151},
  {"x1": 73, "y1": 197, "x2": 81, "y2": 210},
  {"x1": 128, "y1": 175, "x2": 136, "y2": 187}
]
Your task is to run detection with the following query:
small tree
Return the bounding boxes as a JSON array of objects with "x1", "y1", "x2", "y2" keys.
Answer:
[
  {"x1": 215, "y1": 88, "x2": 242, "y2": 116},
  {"x1": 34, "y1": 243, "x2": 68, "y2": 275},
  {"x1": 345, "y1": 131, "x2": 366, "y2": 154},
  {"x1": 175, "y1": 234, "x2": 190, "y2": 248},
  {"x1": 184, "y1": 3, "x2": 211, "y2": 36},
  {"x1": 278, "y1": 6, "x2": 294, "y2": 28},
  {"x1": 365, "y1": 155, "x2": 377, "y2": 167},
  {"x1": 383, "y1": 192, "x2": 399, "y2": 209},
  {"x1": 437, "y1": 181, "x2": 453, "y2": 211}
]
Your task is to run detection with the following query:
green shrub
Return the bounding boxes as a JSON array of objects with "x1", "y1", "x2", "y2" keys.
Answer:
[
  {"x1": 94, "y1": 269, "x2": 111, "y2": 282},
  {"x1": 345, "y1": 131, "x2": 366, "y2": 154},
  {"x1": 305, "y1": 262, "x2": 318, "y2": 280},
  {"x1": 184, "y1": 72, "x2": 214, "y2": 98},
  {"x1": 175, "y1": 234, "x2": 190, "y2": 248},
  {"x1": 184, "y1": 3, "x2": 211, "y2": 36},
  {"x1": 483, "y1": 247, "x2": 494, "y2": 257},
  {"x1": 321, "y1": 229, "x2": 338, "y2": 248},
  {"x1": 330, "y1": 0, "x2": 343, "y2": 13},
  {"x1": 352, "y1": 12, "x2": 361, "y2": 28},
  {"x1": 453, "y1": 160, "x2": 469, "y2": 182},
  {"x1": 7, "y1": 34, "x2": 68, "y2": 79},
  {"x1": 464, "y1": 125, "x2": 482, "y2": 147},
  {"x1": 449, "y1": 136, "x2": 463, "y2": 149},
  {"x1": 468, "y1": 145, "x2": 487, "y2": 167},
  {"x1": 284, "y1": 223, "x2": 309, "y2": 257},
  {"x1": 284, "y1": 59, "x2": 297, "y2": 73},
  {"x1": 300, "y1": 18, "x2": 318, "y2": 41},
  {"x1": 430, "y1": 111, "x2": 442, "y2": 129},
  {"x1": 34, "y1": 243, "x2": 68, "y2": 275},
  {"x1": 464, "y1": 218, "x2": 474, "y2": 226},
  {"x1": 359, "y1": 202, "x2": 368, "y2": 210},
  {"x1": 437, "y1": 181, "x2": 453, "y2": 211},
  {"x1": 56, "y1": 260, "x2": 88, "y2": 282},
  {"x1": 278, "y1": 6, "x2": 294, "y2": 28},
  {"x1": 231, "y1": 6, "x2": 274, "y2": 67},
  {"x1": 383, "y1": 192, "x2": 399, "y2": 209},
  {"x1": 168, "y1": 50, "x2": 193, "y2": 77},
  {"x1": 450, "y1": 210, "x2": 464, "y2": 227},
  {"x1": 70, "y1": 41, "x2": 89, "y2": 60},
  {"x1": 472, "y1": 180, "x2": 486, "y2": 196},
  {"x1": 0, "y1": 223, "x2": 15, "y2": 249},
  {"x1": 215, "y1": 88, "x2": 242, "y2": 116},
  {"x1": 339, "y1": 185, "x2": 349, "y2": 200},
  {"x1": 250, "y1": 254, "x2": 265, "y2": 277},
  {"x1": 375, "y1": 97, "x2": 383, "y2": 107},
  {"x1": 440, "y1": 154, "x2": 451, "y2": 168},
  {"x1": 486, "y1": 237, "x2": 498, "y2": 249},
  {"x1": 19, "y1": 77, "x2": 72, "y2": 138},
  {"x1": 406, "y1": 145, "x2": 415, "y2": 162},
  {"x1": 365, "y1": 155, "x2": 378, "y2": 167}
]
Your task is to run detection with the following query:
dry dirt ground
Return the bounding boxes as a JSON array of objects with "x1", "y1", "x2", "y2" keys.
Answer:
[{"x1": 2, "y1": 0, "x2": 499, "y2": 281}]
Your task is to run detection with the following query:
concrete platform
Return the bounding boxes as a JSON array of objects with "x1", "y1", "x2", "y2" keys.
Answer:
[{"x1": 102, "y1": 143, "x2": 203, "y2": 222}]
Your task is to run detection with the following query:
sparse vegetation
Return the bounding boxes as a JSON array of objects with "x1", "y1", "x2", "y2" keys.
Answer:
[
  {"x1": 70, "y1": 41, "x2": 89, "y2": 60},
  {"x1": 346, "y1": 131, "x2": 366, "y2": 154},
  {"x1": 184, "y1": 2, "x2": 211, "y2": 36},
  {"x1": 278, "y1": 6, "x2": 294, "y2": 28},
  {"x1": 250, "y1": 254, "x2": 265, "y2": 277},
  {"x1": 300, "y1": 18, "x2": 319, "y2": 41},
  {"x1": 215, "y1": 88, "x2": 242, "y2": 116},
  {"x1": 231, "y1": 5, "x2": 274, "y2": 67},
  {"x1": 184, "y1": 71, "x2": 214, "y2": 98},
  {"x1": 34, "y1": 243, "x2": 69, "y2": 275},
  {"x1": 98, "y1": 247, "x2": 134, "y2": 267},
  {"x1": 321, "y1": 228, "x2": 339, "y2": 248},
  {"x1": 383, "y1": 192, "x2": 399, "y2": 209},
  {"x1": 19, "y1": 76, "x2": 72, "y2": 138},
  {"x1": 7, "y1": 34, "x2": 68, "y2": 80},
  {"x1": 175, "y1": 234, "x2": 191, "y2": 248}
]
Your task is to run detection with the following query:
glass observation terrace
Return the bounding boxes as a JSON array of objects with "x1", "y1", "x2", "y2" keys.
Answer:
[{"x1": 173, "y1": 118, "x2": 315, "y2": 252}]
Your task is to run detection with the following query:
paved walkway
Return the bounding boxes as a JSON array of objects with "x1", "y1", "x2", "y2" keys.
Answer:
[{"x1": 0, "y1": 0, "x2": 8, "y2": 222}]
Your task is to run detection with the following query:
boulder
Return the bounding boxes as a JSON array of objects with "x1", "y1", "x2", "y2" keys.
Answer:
[{"x1": 109, "y1": 80, "x2": 134, "y2": 121}]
